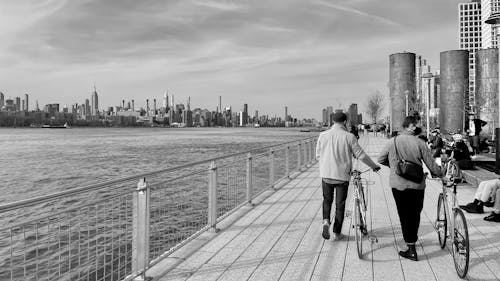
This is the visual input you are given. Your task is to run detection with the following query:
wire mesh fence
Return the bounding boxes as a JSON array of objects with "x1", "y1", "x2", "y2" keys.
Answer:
[
  {"x1": 0, "y1": 136, "x2": 317, "y2": 281},
  {"x1": 0, "y1": 192, "x2": 134, "y2": 281}
]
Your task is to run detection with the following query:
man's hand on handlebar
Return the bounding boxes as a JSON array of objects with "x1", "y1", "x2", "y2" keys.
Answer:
[{"x1": 373, "y1": 166, "x2": 381, "y2": 173}]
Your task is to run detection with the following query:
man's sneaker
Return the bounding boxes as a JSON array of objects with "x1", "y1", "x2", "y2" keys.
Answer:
[
  {"x1": 484, "y1": 212, "x2": 500, "y2": 222},
  {"x1": 333, "y1": 232, "x2": 345, "y2": 241},
  {"x1": 462, "y1": 203, "x2": 484, "y2": 214},
  {"x1": 460, "y1": 199, "x2": 479, "y2": 209},
  {"x1": 322, "y1": 220, "x2": 330, "y2": 240},
  {"x1": 484, "y1": 201, "x2": 494, "y2": 208}
]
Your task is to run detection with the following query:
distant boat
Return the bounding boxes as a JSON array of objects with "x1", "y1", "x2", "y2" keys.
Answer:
[{"x1": 42, "y1": 122, "x2": 70, "y2": 129}]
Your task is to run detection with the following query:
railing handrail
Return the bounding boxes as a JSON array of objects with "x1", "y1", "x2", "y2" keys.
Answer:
[{"x1": 0, "y1": 135, "x2": 318, "y2": 213}]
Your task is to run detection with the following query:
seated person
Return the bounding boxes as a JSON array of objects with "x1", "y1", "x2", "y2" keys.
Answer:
[
  {"x1": 484, "y1": 188, "x2": 500, "y2": 222},
  {"x1": 460, "y1": 178, "x2": 500, "y2": 214},
  {"x1": 444, "y1": 134, "x2": 473, "y2": 170}
]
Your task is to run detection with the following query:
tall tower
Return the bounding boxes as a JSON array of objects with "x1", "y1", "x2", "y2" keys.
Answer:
[
  {"x1": 15, "y1": 97, "x2": 21, "y2": 111},
  {"x1": 285, "y1": 106, "x2": 288, "y2": 122},
  {"x1": 0, "y1": 92, "x2": 4, "y2": 109},
  {"x1": 132, "y1": 99, "x2": 135, "y2": 111},
  {"x1": 24, "y1": 93, "x2": 29, "y2": 111},
  {"x1": 91, "y1": 85, "x2": 99, "y2": 116},
  {"x1": 482, "y1": 0, "x2": 499, "y2": 48},
  {"x1": 459, "y1": 0, "x2": 482, "y2": 113},
  {"x1": 243, "y1": 103, "x2": 248, "y2": 126},
  {"x1": 163, "y1": 91, "x2": 168, "y2": 109}
]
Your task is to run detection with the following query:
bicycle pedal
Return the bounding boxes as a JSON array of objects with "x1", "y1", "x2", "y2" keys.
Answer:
[{"x1": 368, "y1": 235, "x2": 378, "y2": 243}]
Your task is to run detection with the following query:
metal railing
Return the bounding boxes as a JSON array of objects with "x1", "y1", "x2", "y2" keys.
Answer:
[{"x1": 0, "y1": 136, "x2": 318, "y2": 281}]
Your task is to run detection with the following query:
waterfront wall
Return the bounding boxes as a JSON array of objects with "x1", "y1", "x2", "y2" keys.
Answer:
[
  {"x1": 476, "y1": 48, "x2": 499, "y2": 135},
  {"x1": 440, "y1": 50, "x2": 469, "y2": 134},
  {"x1": 389, "y1": 52, "x2": 416, "y2": 132}
]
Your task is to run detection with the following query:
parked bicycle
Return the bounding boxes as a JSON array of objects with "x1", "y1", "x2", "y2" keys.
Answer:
[{"x1": 429, "y1": 174, "x2": 470, "y2": 278}]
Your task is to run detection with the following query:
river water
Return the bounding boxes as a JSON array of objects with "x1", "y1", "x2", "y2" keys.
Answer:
[
  {"x1": 0, "y1": 127, "x2": 318, "y2": 280},
  {"x1": 0, "y1": 127, "x2": 315, "y2": 204}
]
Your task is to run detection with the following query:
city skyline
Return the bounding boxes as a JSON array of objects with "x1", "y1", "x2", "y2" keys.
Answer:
[{"x1": 1, "y1": 1, "x2": 469, "y2": 119}]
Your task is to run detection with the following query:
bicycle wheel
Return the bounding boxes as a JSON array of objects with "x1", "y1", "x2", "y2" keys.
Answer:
[
  {"x1": 354, "y1": 198, "x2": 363, "y2": 258},
  {"x1": 436, "y1": 193, "x2": 447, "y2": 249},
  {"x1": 453, "y1": 209, "x2": 469, "y2": 278}
]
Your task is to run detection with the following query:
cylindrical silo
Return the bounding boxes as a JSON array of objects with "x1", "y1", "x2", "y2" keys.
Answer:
[
  {"x1": 476, "y1": 48, "x2": 499, "y2": 136},
  {"x1": 389, "y1": 52, "x2": 416, "y2": 132},
  {"x1": 440, "y1": 50, "x2": 469, "y2": 134}
]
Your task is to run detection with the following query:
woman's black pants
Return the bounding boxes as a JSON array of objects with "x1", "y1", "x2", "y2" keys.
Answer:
[{"x1": 392, "y1": 188, "x2": 425, "y2": 244}]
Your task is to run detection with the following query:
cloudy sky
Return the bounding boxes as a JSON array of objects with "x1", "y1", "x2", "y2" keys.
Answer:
[{"x1": 1, "y1": 0, "x2": 466, "y2": 119}]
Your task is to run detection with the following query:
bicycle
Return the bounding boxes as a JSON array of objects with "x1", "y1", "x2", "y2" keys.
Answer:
[
  {"x1": 351, "y1": 168, "x2": 376, "y2": 258},
  {"x1": 430, "y1": 174, "x2": 470, "y2": 278}
]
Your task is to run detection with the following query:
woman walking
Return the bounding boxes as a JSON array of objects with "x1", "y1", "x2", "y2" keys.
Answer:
[{"x1": 378, "y1": 116, "x2": 443, "y2": 261}]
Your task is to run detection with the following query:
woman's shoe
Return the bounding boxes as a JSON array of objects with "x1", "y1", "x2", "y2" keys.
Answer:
[{"x1": 399, "y1": 243, "x2": 418, "y2": 261}]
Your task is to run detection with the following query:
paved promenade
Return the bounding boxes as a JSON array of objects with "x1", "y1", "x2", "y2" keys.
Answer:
[{"x1": 154, "y1": 135, "x2": 500, "y2": 281}]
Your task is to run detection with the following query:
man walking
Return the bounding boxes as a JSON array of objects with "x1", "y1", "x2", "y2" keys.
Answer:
[{"x1": 316, "y1": 112, "x2": 380, "y2": 240}]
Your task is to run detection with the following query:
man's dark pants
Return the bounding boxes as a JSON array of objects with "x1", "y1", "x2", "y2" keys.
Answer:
[
  {"x1": 322, "y1": 180, "x2": 349, "y2": 234},
  {"x1": 392, "y1": 188, "x2": 425, "y2": 243}
]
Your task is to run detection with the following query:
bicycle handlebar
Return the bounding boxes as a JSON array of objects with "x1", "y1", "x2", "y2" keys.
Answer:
[{"x1": 351, "y1": 168, "x2": 373, "y2": 176}]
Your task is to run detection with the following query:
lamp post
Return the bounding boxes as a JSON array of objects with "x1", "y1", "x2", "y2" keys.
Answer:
[
  {"x1": 485, "y1": 13, "x2": 500, "y2": 173},
  {"x1": 423, "y1": 73, "x2": 433, "y2": 139}
]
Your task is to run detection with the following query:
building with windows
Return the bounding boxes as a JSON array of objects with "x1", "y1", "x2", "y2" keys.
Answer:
[
  {"x1": 91, "y1": 86, "x2": 99, "y2": 116},
  {"x1": 459, "y1": 0, "x2": 482, "y2": 112},
  {"x1": 482, "y1": 0, "x2": 500, "y2": 48},
  {"x1": 24, "y1": 93, "x2": 29, "y2": 111}
]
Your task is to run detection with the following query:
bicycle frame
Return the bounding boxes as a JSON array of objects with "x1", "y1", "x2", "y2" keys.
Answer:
[{"x1": 441, "y1": 182, "x2": 459, "y2": 242}]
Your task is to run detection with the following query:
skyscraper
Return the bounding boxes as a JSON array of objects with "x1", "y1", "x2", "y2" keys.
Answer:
[
  {"x1": 85, "y1": 99, "x2": 90, "y2": 116},
  {"x1": 347, "y1": 103, "x2": 359, "y2": 126},
  {"x1": 24, "y1": 93, "x2": 29, "y2": 111},
  {"x1": 459, "y1": 0, "x2": 482, "y2": 112},
  {"x1": 91, "y1": 85, "x2": 99, "y2": 116},
  {"x1": 163, "y1": 91, "x2": 168, "y2": 109},
  {"x1": 285, "y1": 106, "x2": 288, "y2": 122},
  {"x1": 243, "y1": 104, "x2": 248, "y2": 126},
  {"x1": 482, "y1": 0, "x2": 499, "y2": 48},
  {"x1": 15, "y1": 97, "x2": 21, "y2": 111},
  {"x1": 0, "y1": 92, "x2": 4, "y2": 109}
]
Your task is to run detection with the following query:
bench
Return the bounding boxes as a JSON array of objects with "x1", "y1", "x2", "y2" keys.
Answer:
[{"x1": 462, "y1": 167, "x2": 499, "y2": 187}]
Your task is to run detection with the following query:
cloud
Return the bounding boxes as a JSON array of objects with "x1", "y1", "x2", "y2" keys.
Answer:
[
  {"x1": 0, "y1": 0, "x2": 467, "y2": 119},
  {"x1": 314, "y1": 0, "x2": 403, "y2": 28}
]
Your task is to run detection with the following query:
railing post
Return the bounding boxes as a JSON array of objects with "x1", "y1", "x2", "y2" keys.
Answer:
[
  {"x1": 132, "y1": 178, "x2": 151, "y2": 281},
  {"x1": 303, "y1": 141, "x2": 308, "y2": 167},
  {"x1": 269, "y1": 148, "x2": 275, "y2": 188},
  {"x1": 208, "y1": 161, "x2": 219, "y2": 232},
  {"x1": 246, "y1": 153, "x2": 253, "y2": 205},
  {"x1": 297, "y1": 142, "x2": 302, "y2": 171},
  {"x1": 305, "y1": 140, "x2": 310, "y2": 166},
  {"x1": 311, "y1": 139, "x2": 315, "y2": 163},
  {"x1": 285, "y1": 146, "x2": 290, "y2": 178}
]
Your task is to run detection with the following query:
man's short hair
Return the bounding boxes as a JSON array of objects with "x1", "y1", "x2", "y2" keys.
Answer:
[
  {"x1": 402, "y1": 116, "x2": 418, "y2": 128},
  {"x1": 332, "y1": 112, "x2": 347, "y2": 122}
]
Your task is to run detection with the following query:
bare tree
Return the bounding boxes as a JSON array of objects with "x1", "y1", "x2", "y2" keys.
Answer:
[{"x1": 365, "y1": 91, "x2": 385, "y2": 124}]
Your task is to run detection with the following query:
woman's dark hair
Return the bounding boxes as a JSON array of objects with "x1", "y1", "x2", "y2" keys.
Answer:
[{"x1": 402, "y1": 116, "x2": 418, "y2": 128}]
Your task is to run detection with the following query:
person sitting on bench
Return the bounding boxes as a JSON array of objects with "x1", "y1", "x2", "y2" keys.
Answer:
[{"x1": 460, "y1": 179, "x2": 500, "y2": 217}]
